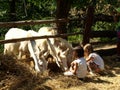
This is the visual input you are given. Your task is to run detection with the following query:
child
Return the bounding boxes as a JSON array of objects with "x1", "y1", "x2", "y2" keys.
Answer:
[
  {"x1": 64, "y1": 46, "x2": 87, "y2": 79},
  {"x1": 83, "y1": 43, "x2": 104, "y2": 75}
]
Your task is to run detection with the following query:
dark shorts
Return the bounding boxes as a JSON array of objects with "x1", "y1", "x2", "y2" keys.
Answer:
[{"x1": 87, "y1": 61, "x2": 101, "y2": 73}]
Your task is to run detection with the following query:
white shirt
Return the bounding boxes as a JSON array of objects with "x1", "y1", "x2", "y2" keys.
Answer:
[
  {"x1": 73, "y1": 57, "x2": 87, "y2": 78},
  {"x1": 89, "y1": 53, "x2": 104, "y2": 70}
]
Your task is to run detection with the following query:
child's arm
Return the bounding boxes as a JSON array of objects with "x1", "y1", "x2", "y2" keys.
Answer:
[
  {"x1": 70, "y1": 62, "x2": 78, "y2": 74},
  {"x1": 86, "y1": 56, "x2": 94, "y2": 62}
]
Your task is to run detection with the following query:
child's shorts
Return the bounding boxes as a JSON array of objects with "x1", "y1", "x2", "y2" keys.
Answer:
[{"x1": 88, "y1": 61, "x2": 101, "y2": 73}]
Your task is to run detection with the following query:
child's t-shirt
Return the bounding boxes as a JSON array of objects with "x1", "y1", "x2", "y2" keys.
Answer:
[
  {"x1": 89, "y1": 53, "x2": 104, "y2": 70},
  {"x1": 73, "y1": 57, "x2": 87, "y2": 78}
]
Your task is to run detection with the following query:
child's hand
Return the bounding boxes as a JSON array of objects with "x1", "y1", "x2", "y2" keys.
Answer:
[{"x1": 86, "y1": 57, "x2": 94, "y2": 62}]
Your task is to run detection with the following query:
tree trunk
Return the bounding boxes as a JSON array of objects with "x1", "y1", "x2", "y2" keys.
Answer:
[
  {"x1": 9, "y1": 0, "x2": 16, "y2": 21},
  {"x1": 56, "y1": 0, "x2": 71, "y2": 38},
  {"x1": 113, "y1": 12, "x2": 120, "y2": 56},
  {"x1": 82, "y1": 6, "x2": 94, "y2": 46}
]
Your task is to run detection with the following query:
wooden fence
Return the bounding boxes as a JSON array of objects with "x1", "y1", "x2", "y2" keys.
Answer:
[
  {"x1": 0, "y1": 19, "x2": 68, "y2": 27},
  {"x1": 0, "y1": 32, "x2": 83, "y2": 44},
  {"x1": 0, "y1": 30, "x2": 117, "y2": 44},
  {"x1": 0, "y1": 18, "x2": 117, "y2": 45}
]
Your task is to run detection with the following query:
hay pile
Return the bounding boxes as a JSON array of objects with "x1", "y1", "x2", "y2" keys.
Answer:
[
  {"x1": 1, "y1": 53, "x2": 120, "y2": 90},
  {"x1": 0, "y1": 54, "x2": 50, "y2": 90},
  {"x1": 0, "y1": 54, "x2": 83, "y2": 90}
]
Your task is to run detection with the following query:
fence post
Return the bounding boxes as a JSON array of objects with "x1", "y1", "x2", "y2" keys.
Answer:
[
  {"x1": 56, "y1": 0, "x2": 72, "y2": 39},
  {"x1": 9, "y1": 0, "x2": 16, "y2": 21},
  {"x1": 82, "y1": 6, "x2": 94, "y2": 46},
  {"x1": 113, "y1": 11, "x2": 120, "y2": 57}
]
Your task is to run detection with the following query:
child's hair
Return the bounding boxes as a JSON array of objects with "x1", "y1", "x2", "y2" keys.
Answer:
[
  {"x1": 83, "y1": 43, "x2": 93, "y2": 54},
  {"x1": 73, "y1": 46, "x2": 84, "y2": 57}
]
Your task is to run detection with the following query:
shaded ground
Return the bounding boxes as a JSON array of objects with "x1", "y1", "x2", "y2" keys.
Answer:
[{"x1": 0, "y1": 44, "x2": 120, "y2": 90}]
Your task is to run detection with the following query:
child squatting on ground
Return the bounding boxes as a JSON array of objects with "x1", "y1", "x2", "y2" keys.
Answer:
[
  {"x1": 83, "y1": 43, "x2": 105, "y2": 75},
  {"x1": 64, "y1": 46, "x2": 87, "y2": 79}
]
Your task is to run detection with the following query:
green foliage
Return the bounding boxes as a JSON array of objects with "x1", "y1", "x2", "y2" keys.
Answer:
[
  {"x1": 99, "y1": 37, "x2": 116, "y2": 42},
  {"x1": 0, "y1": 0, "x2": 56, "y2": 21},
  {"x1": 0, "y1": 1, "x2": 9, "y2": 21},
  {"x1": 0, "y1": 0, "x2": 120, "y2": 44},
  {"x1": 24, "y1": 0, "x2": 56, "y2": 20},
  {"x1": 67, "y1": 27, "x2": 83, "y2": 43},
  {"x1": 68, "y1": 35, "x2": 83, "y2": 43},
  {"x1": 105, "y1": 0, "x2": 118, "y2": 6},
  {"x1": 0, "y1": 33, "x2": 5, "y2": 52},
  {"x1": 72, "y1": 0, "x2": 97, "y2": 9},
  {"x1": 92, "y1": 21, "x2": 116, "y2": 31},
  {"x1": 0, "y1": 28, "x2": 9, "y2": 37},
  {"x1": 0, "y1": 0, "x2": 57, "y2": 37}
]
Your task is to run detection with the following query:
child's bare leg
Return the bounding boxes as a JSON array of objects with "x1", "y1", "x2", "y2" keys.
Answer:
[{"x1": 87, "y1": 62, "x2": 94, "y2": 75}]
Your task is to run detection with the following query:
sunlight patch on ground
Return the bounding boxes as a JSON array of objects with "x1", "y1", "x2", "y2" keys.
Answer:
[{"x1": 94, "y1": 44, "x2": 116, "y2": 51}]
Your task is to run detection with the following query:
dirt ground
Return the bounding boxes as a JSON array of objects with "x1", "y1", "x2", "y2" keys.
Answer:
[{"x1": 0, "y1": 44, "x2": 120, "y2": 90}]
